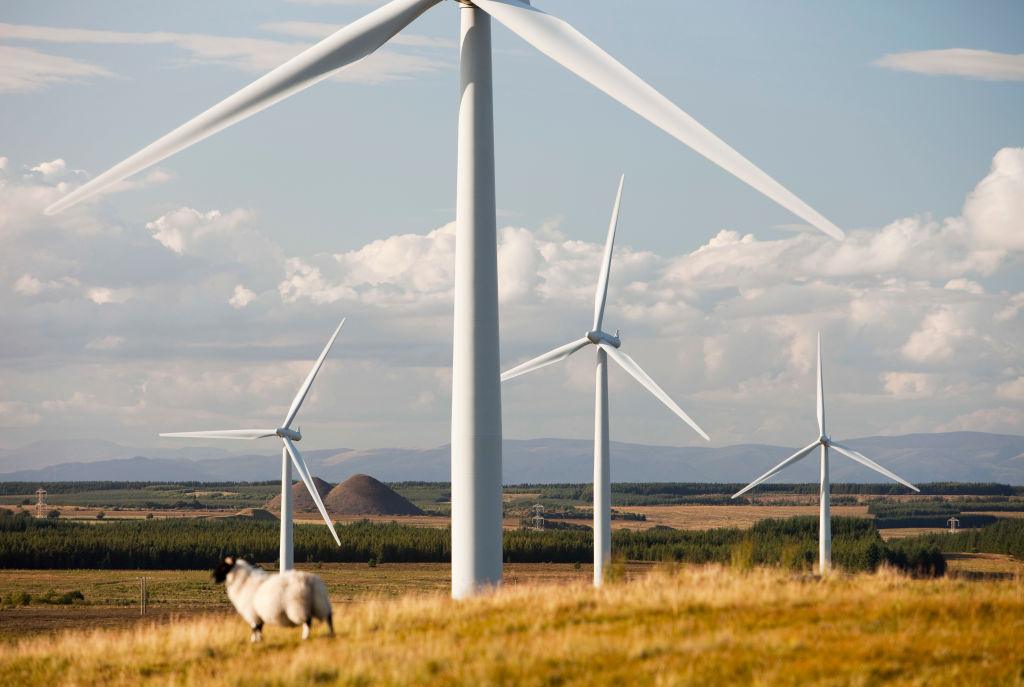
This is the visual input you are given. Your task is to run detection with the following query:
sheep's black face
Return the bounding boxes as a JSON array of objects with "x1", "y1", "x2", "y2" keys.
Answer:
[{"x1": 213, "y1": 556, "x2": 236, "y2": 583}]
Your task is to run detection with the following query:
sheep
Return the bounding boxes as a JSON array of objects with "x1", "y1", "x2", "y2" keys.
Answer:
[{"x1": 213, "y1": 556, "x2": 333, "y2": 642}]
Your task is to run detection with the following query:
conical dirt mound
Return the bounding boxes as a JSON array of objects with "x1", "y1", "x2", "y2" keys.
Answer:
[
  {"x1": 323, "y1": 474, "x2": 423, "y2": 516},
  {"x1": 264, "y1": 477, "x2": 333, "y2": 514},
  {"x1": 232, "y1": 508, "x2": 278, "y2": 521}
]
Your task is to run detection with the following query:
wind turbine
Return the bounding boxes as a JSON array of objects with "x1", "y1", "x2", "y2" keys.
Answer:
[
  {"x1": 502, "y1": 175, "x2": 709, "y2": 587},
  {"x1": 160, "y1": 319, "x2": 347, "y2": 572},
  {"x1": 732, "y1": 333, "x2": 919, "y2": 574},
  {"x1": 45, "y1": 0, "x2": 845, "y2": 597}
]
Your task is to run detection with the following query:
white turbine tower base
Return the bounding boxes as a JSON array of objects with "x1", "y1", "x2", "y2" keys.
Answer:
[
  {"x1": 502, "y1": 177, "x2": 709, "y2": 587},
  {"x1": 45, "y1": 0, "x2": 845, "y2": 596},
  {"x1": 733, "y1": 333, "x2": 920, "y2": 574},
  {"x1": 160, "y1": 320, "x2": 347, "y2": 571}
]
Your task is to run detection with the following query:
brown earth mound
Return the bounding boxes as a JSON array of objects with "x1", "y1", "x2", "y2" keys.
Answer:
[
  {"x1": 264, "y1": 477, "x2": 333, "y2": 514},
  {"x1": 323, "y1": 474, "x2": 424, "y2": 516},
  {"x1": 231, "y1": 508, "x2": 278, "y2": 521}
]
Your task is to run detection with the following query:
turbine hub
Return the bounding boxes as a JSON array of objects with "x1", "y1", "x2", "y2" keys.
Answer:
[
  {"x1": 586, "y1": 330, "x2": 621, "y2": 348},
  {"x1": 276, "y1": 427, "x2": 302, "y2": 442}
]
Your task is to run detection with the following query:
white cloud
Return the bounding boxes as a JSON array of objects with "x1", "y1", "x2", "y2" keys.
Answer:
[
  {"x1": 963, "y1": 147, "x2": 1024, "y2": 251},
  {"x1": 1, "y1": 147, "x2": 1023, "y2": 448},
  {"x1": 996, "y1": 293, "x2": 1024, "y2": 322},
  {"x1": 944, "y1": 278, "x2": 984, "y2": 295},
  {"x1": 86, "y1": 287, "x2": 132, "y2": 305},
  {"x1": 228, "y1": 285, "x2": 257, "y2": 309},
  {"x1": 996, "y1": 377, "x2": 1024, "y2": 401},
  {"x1": 882, "y1": 372, "x2": 937, "y2": 399},
  {"x1": 874, "y1": 49, "x2": 1024, "y2": 81},
  {"x1": 0, "y1": 401, "x2": 42, "y2": 427},
  {"x1": 13, "y1": 274, "x2": 45, "y2": 296},
  {"x1": 280, "y1": 224, "x2": 456, "y2": 306},
  {"x1": 86, "y1": 335, "x2": 125, "y2": 351},
  {"x1": 13, "y1": 273, "x2": 79, "y2": 296},
  {"x1": 29, "y1": 158, "x2": 67, "y2": 178},
  {"x1": 0, "y1": 21, "x2": 452, "y2": 88},
  {"x1": 146, "y1": 207, "x2": 280, "y2": 266},
  {"x1": 0, "y1": 45, "x2": 114, "y2": 93},
  {"x1": 901, "y1": 307, "x2": 975, "y2": 363}
]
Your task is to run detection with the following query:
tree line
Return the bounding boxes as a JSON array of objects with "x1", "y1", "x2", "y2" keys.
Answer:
[{"x1": 0, "y1": 509, "x2": 942, "y2": 575}]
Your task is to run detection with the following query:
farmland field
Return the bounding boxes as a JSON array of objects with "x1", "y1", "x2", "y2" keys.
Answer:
[
  {"x1": 2, "y1": 565, "x2": 1023, "y2": 686},
  {"x1": 0, "y1": 562, "x2": 653, "y2": 639}
]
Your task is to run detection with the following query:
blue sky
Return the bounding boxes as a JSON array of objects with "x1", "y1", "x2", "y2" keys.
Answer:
[{"x1": 0, "y1": 0, "x2": 1022, "y2": 452}]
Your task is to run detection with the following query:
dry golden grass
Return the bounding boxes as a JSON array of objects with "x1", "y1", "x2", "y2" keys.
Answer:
[
  {"x1": 0, "y1": 563, "x2": 655, "y2": 638},
  {"x1": 2, "y1": 565, "x2": 1022, "y2": 686},
  {"x1": 614, "y1": 504, "x2": 871, "y2": 530},
  {"x1": 878, "y1": 527, "x2": 949, "y2": 541},
  {"x1": 945, "y1": 553, "x2": 1024, "y2": 577}
]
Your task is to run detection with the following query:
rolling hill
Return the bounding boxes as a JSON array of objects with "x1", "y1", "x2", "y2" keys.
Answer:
[{"x1": 0, "y1": 432, "x2": 1022, "y2": 484}]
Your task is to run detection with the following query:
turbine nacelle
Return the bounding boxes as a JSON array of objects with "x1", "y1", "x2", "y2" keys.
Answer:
[
  {"x1": 586, "y1": 329, "x2": 621, "y2": 348},
  {"x1": 276, "y1": 427, "x2": 302, "y2": 442}
]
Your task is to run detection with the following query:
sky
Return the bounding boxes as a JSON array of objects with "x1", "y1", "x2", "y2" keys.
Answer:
[{"x1": 0, "y1": 0, "x2": 1022, "y2": 453}]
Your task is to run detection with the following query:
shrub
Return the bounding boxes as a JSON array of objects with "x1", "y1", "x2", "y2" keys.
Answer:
[
  {"x1": 2, "y1": 591, "x2": 32, "y2": 606},
  {"x1": 36, "y1": 589, "x2": 86, "y2": 605},
  {"x1": 730, "y1": 536, "x2": 755, "y2": 571},
  {"x1": 46, "y1": 509, "x2": 60, "y2": 519}
]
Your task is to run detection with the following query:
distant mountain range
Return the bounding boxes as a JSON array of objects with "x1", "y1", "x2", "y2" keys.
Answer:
[{"x1": 1, "y1": 432, "x2": 1023, "y2": 484}]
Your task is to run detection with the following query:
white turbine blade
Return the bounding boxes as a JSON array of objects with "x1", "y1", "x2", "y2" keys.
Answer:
[
  {"x1": 732, "y1": 440, "x2": 820, "y2": 498},
  {"x1": 599, "y1": 343, "x2": 710, "y2": 441},
  {"x1": 159, "y1": 429, "x2": 277, "y2": 440},
  {"x1": 592, "y1": 174, "x2": 624, "y2": 332},
  {"x1": 283, "y1": 438, "x2": 342, "y2": 547},
  {"x1": 816, "y1": 332, "x2": 825, "y2": 437},
  {"x1": 473, "y1": 0, "x2": 844, "y2": 241},
  {"x1": 283, "y1": 319, "x2": 346, "y2": 429},
  {"x1": 44, "y1": 0, "x2": 441, "y2": 215},
  {"x1": 501, "y1": 337, "x2": 591, "y2": 382},
  {"x1": 830, "y1": 442, "x2": 920, "y2": 493}
]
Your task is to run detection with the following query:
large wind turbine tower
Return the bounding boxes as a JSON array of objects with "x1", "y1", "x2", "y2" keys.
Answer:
[
  {"x1": 502, "y1": 176, "x2": 709, "y2": 586},
  {"x1": 46, "y1": 0, "x2": 844, "y2": 597},
  {"x1": 160, "y1": 320, "x2": 347, "y2": 571},
  {"x1": 733, "y1": 334, "x2": 919, "y2": 573}
]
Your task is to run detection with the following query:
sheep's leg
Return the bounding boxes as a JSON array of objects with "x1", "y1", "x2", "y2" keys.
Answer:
[
  {"x1": 326, "y1": 614, "x2": 334, "y2": 638},
  {"x1": 251, "y1": 621, "x2": 263, "y2": 643},
  {"x1": 302, "y1": 620, "x2": 311, "y2": 640}
]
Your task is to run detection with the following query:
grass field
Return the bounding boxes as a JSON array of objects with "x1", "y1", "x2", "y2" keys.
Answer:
[
  {"x1": 0, "y1": 563, "x2": 658, "y2": 638},
  {"x1": 2, "y1": 565, "x2": 1022, "y2": 686}
]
